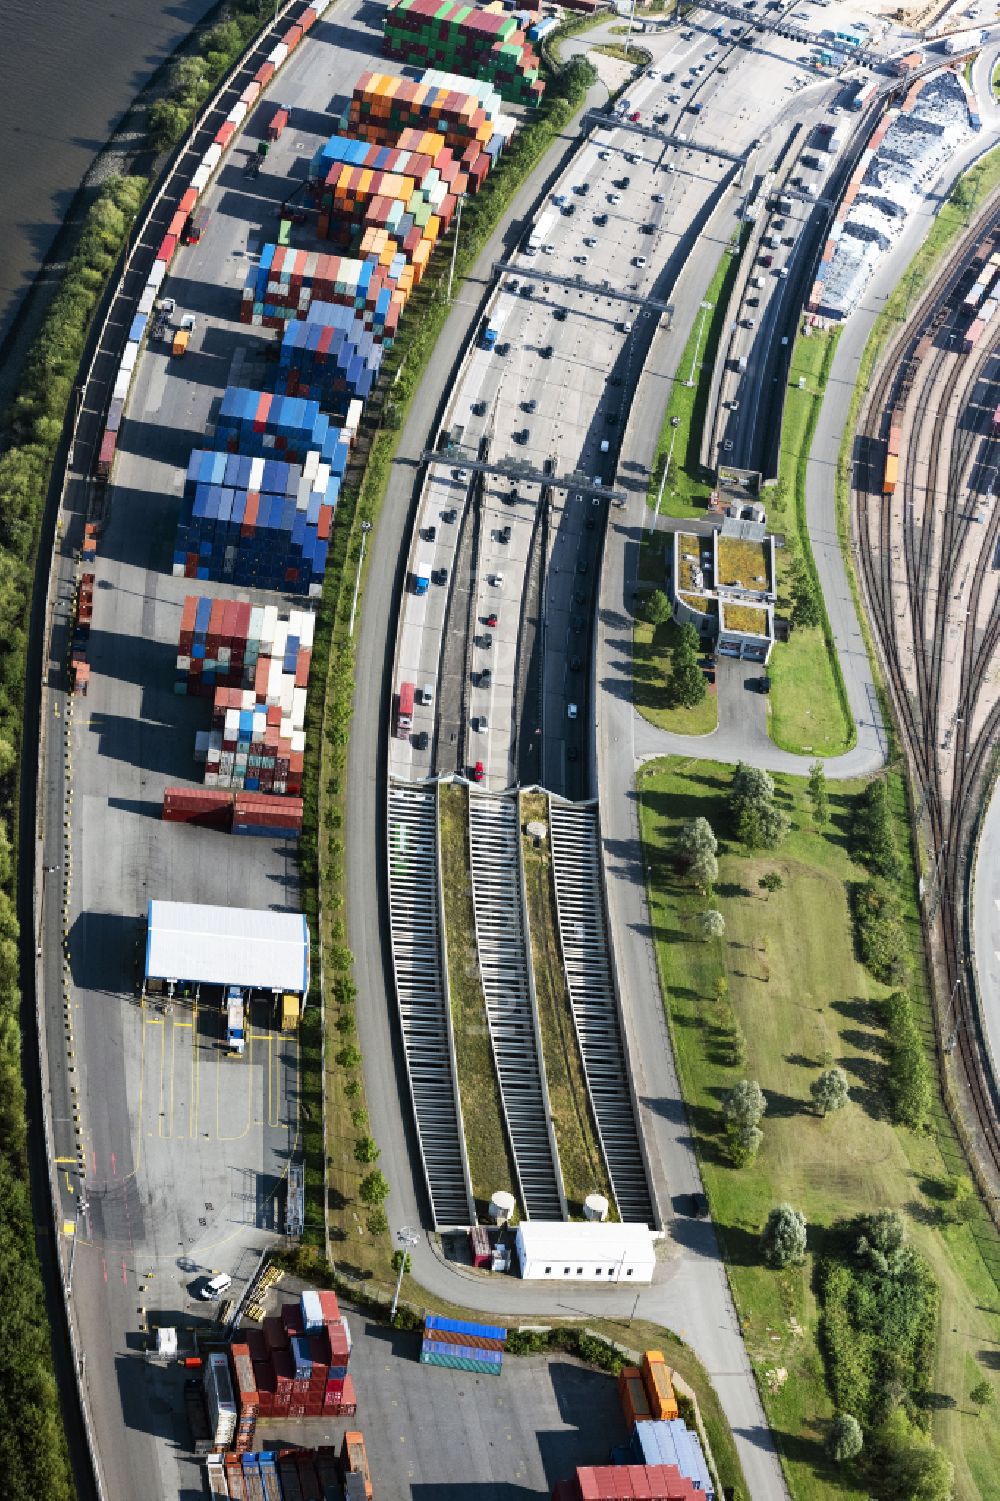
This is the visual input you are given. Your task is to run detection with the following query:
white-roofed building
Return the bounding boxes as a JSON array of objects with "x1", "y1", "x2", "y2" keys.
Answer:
[
  {"x1": 514, "y1": 1221, "x2": 657, "y2": 1283},
  {"x1": 144, "y1": 900, "x2": 309, "y2": 997}
]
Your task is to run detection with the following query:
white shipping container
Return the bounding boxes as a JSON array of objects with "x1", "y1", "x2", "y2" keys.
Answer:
[
  {"x1": 301, "y1": 1290, "x2": 323, "y2": 1329},
  {"x1": 268, "y1": 42, "x2": 289, "y2": 66},
  {"x1": 148, "y1": 260, "x2": 167, "y2": 288},
  {"x1": 226, "y1": 102, "x2": 247, "y2": 127},
  {"x1": 202, "y1": 143, "x2": 222, "y2": 172},
  {"x1": 120, "y1": 344, "x2": 137, "y2": 375},
  {"x1": 191, "y1": 166, "x2": 211, "y2": 192},
  {"x1": 113, "y1": 370, "x2": 131, "y2": 402},
  {"x1": 138, "y1": 286, "x2": 156, "y2": 315}
]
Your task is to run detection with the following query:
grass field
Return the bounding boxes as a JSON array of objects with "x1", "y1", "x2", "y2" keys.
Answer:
[
  {"x1": 438, "y1": 783, "x2": 518, "y2": 1212},
  {"x1": 765, "y1": 327, "x2": 853, "y2": 757},
  {"x1": 646, "y1": 236, "x2": 747, "y2": 520},
  {"x1": 521, "y1": 792, "x2": 614, "y2": 1212},
  {"x1": 633, "y1": 617, "x2": 719, "y2": 735},
  {"x1": 638, "y1": 756, "x2": 1000, "y2": 1501}
]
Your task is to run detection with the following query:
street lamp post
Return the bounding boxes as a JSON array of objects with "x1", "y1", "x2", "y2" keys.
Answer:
[
  {"x1": 685, "y1": 301, "x2": 712, "y2": 389},
  {"x1": 446, "y1": 195, "x2": 465, "y2": 303},
  {"x1": 349, "y1": 521, "x2": 372, "y2": 638},
  {"x1": 655, "y1": 417, "x2": 681, "y2": 517},
  {"x1": 391, "y1": 1226, "x2": 419, "y2": 1321}
]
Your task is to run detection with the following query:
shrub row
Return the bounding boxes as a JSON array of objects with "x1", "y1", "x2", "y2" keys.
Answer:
[
  {"x1": 854, "y1": 778, "x2": 900, "y2": 881},
  {"x1": 852, "y1": 877, "x2": 909, "y2": 986},
  {"x1": 883, "y1": 988, "x2": 931, "y2": 1131},
  {"x1": 147, "y1": 0, "x2": 285, "y2": 152},
  {"x1": 0, "y1": 172, "x2": 147, "y2": 1501}
]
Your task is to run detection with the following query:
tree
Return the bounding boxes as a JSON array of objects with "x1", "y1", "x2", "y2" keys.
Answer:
[
  {"x1": 827, "y1": 1412, "x2": 863, "y2": 1464},
  {"x1": 811, "y1": 1066, "x2": 849, "y2": 1117},
  {"x1": 791, "y1": 560, "x2": 822, "y2": 628},
  {"x1": 970, "y1": 1379, "x2": 996, "y2": 1413},
  {"x1": 359, "y1": 1169, "x2": 390, "y2": 1207},
  {"x1": 699, "y1": 909, "x2": 726, "y2": 941},
  {"x1": 758, "y1": 871, "x2": 783, "y2": 898},
  {"x1": 366, "y1": 1208, "x2": 389, "y2": 1236},
  {"x1": 392, "y1": 1249, "x2": 413, "y2": 1275},
  {"x1": 856, "y1": 779, "x2": 900, "y2": 880},
  {"x1": 944, "y1": 1172, "x2": 976, "y2": 1223},
  {"x1": 855, "y1": 1208, "x2": 907, "y2": 1274},
  {"x1": 807, "y1": 761, "x2": 828, "y2": 826},
  {"x1": 728, "y1": 1122, "x2": 763, "y2": 1166},
  {"x1": 761, "y1": 1203, "x2": 807, "y2": 1268},
  {"x1": 354, "y1": 1136, "x2": 380, "y2": 1165},
  {"x1": 336, "y1": 1043, "x2": 362, "y2": 1070},
  {"x1": 725, "y1": 1079, "x2": 766, "y2": 1129},
  {"x1": 729, "y1": 762, "x2": 789, "y2": 850},
  {"x1": 689, "y1": 847, "x2": 718, "y2": 892},
  {"x1": 671, "y1": 621, "x2": 701, "y2": 669},
  {"x1": 671, "y1": 660, "x2": 707, "y2": 710},
  {"x1": 643, "y1": 588, "x2": 671, "y2": 626}
]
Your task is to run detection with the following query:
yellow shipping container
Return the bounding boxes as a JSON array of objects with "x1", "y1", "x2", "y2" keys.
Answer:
[{"x1": 641, "y1": 1351, "x2": 679, "y2": 1421}]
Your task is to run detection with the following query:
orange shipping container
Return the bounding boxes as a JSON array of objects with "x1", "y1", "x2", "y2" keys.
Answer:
[
  {"x1": 641, "y1": 1350, "x2": 679, "y2": 1421},
  {"x1": 618, "y1": 1366, "x2": 653, "y2": 1426},
  {"x1": 883, "y1": 453, "x2": 899, "y2": 495}
]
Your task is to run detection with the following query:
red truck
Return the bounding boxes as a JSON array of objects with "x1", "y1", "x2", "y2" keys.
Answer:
[{"x1": 268, "y1": 106, "x2": 289, "y2": 141}]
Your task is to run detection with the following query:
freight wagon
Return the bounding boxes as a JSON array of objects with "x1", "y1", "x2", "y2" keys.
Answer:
[{"x1": 883, "y1": 452, "x2": 898, "y2": 495}]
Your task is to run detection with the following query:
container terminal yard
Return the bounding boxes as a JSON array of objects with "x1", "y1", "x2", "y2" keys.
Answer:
[{"x1": 24, "y1": 0, "x2": 1000, "y2": 1495}]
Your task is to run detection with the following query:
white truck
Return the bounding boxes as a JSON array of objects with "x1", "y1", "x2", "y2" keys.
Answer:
[
  {"x1": 944, "y1": 27, "x2": 986, "y2": 53},
  {"x1": 527, "y1": 209, "x2": 557, "y2": 256}
]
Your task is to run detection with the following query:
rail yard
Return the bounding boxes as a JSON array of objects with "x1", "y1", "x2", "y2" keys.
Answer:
[{"x1": 19, "y1": 0, "x2": 1000, "y2": 1498}]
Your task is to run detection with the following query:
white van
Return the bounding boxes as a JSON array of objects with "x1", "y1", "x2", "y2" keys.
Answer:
[
  {"x1": 201, "y1": 1273, "x2": 233, "y2": 1300},
  {"x1": 421, "y1": 684, "x2": 434, "y2": 706}
]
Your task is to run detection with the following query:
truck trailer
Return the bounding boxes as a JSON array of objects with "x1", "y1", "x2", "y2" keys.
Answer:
[{"x1": 226, "y1": 987, "x2": 246, "y2": 1054}]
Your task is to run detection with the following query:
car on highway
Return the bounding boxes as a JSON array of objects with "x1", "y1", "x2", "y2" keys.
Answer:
[
  {"x1": 633, "y1": 255, "x2": 648, "y2": 268},
  {"x1": 472, "y1": 399, "x2": 487, "y2": 416},
  {"x1": 499, "y1": 525, "x2": 512, "y2": 545},
  {"x1": 542, "y1": 243, "x2": 555, "y2": 255},
  {"x1": 760, "y1": 253, "x2": 773, "y2": 267},
  {"x1": 598, "y1": 149, "x2": 611, "y2": 160},
  {"x1": 540, "y1": 345, "x2": 554, "y2": 360},
  {"x1": 688, "y1": 101, "x2": 703, "y2": 114},
  {"x1": 423, "y1": 524, "x2": 437, "y2": 542},
  {"x1": 514, "y1": 428, "x2": 530, "y2": 445},
  {"x1": 689, "y1": 1192, "x2": 708, "y2": 1218},
  {"x1": 621, "y1": 320, "x2": 633, "y2": 333},
  {"x1": 485, "y1": 612, "x2": 498, "y2": 628},
  {"x1": 523, "y1": 398, "x2": 537, "y2": 412},
  {"x1": 434, "y1": 566, "x2": 449, "y2": 585},
  {"x1": 480, "y1": 632, "x2": 493, "y2": 649},
  {"x1": 584, "y1": 236, "x2": 597, "y2": 247},
  {"x1": 442, "y1": 507, "x2": 457, "y2": 523},
  {"x1": 594, "y1": 212, "x2": 608, "y2": 226},
  {"x1": 651, "y1": 193, "x2": 664, "y2": 204},
  {"x1": 472, "y1": 761, "x2": 485, "y2": 781},
  {"x1": 574, "y1": 254, "x2": 588, "y2": 266},
  {"x1": 480, "y1": 667, "x2": 492, "y2": 688},
  {"x1": 413, "y1": 730, "x2": 429, "y2": 751},
  {"x1": 567, "y1": 703, "x2": 578, "y2": 720},
  {"x1": 629, "y1": 110, "x2": 641, "y2": 122},
  {"x1": 553, "y1": 306, "x2": 568, "y2": 322}
]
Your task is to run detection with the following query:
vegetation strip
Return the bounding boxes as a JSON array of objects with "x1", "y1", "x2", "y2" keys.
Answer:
[
  {"x1": 645, "y1": 232, "x2": 748, "y2": 520},
  {"x1": 438, "y1": 783, "x2": 517, "y2": 1210},
  {"x1": 638, "y1": 754, "x2": 1000, "y2": 1501},
  {"x1": 520, "y1": 791, "x2": 613, "y2": 1213},
  {"x1": 766, "y1": 326, "x2": 854, "y2": 757}
]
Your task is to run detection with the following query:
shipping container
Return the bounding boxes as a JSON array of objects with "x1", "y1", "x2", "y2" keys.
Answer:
[
  {"x1": 397, "y1": 680, "x2": 415, "y2": 738},
  {"x1": 618, "y1": 1366, "x2": 653, "y2": 1426},
  {"x1": 641, "y1": 1350, "x2": 679, "y2": 1421},
  {"x1": 341, "y1": 1431, "x2": 372, "y2": 1498},
  {"x1": 883, "y1": 452, "x2": 898, "y2": 494},
  {"x1": 269, "y1": 106, "x2": 290, "y2": 141}
]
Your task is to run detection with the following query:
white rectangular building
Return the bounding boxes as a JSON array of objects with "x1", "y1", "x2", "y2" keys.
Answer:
[
  {"x1": 514, "y1": 1222, "x2": 656, "y2": 1283},
  {"x1": 145, "y1": 900, "x2": 309, "y2": 996}
]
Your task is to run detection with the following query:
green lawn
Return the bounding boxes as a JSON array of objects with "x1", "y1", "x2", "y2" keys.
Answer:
[
  {"x1": 438, "y1": 784, "x2": 518, "y2": 1213},
  {"x1": 764, "y1": 328, "x2": 853, "y2": 757},
  {"x1": 634, "y1": 617, "x2": 718, "y2": 735},
  {"x1": 638, "y1": 756, "x2": 1000, "y2": 1501},
  {"x1": 521, "y1": 792, "x2": 614, "y2": 1214},
  {"x1": 646, "y1": 233, "x2": 748, "y2": 520}
]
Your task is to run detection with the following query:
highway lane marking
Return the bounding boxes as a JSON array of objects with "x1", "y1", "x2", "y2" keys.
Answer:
[{"x1": 191, "y1": 1006, "x2": 200, "y2": 1140}]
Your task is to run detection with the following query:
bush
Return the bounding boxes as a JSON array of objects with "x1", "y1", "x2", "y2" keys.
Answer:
[
  {"x1": 761, "y1": 1203, "x2": 807, "y2": 1268},
  {"x1": 827, "y1": 1411, "x2": 863, "y2": 1463},
  {"x1": 729, "y1": 763, "x2": 789, "y2": 850},
  {"x1": 853, "y1": 880, "x2": 909, "y2": 985},
  {"x1": 883, "y1": 991, "x2": 930, "y2": 1129},
  {"x1": 855, "y1": 779, "x2": 900, "y2": 881},
  {"x1": 643, "y1": 588, "x2": 671, "y2": 625},
  {"x1": 811, "y1": 1066, "x2": 849, "y2": 1117},
  {"x1": 818, "y1": 1214, "x2": 938, "y2": 1430}
]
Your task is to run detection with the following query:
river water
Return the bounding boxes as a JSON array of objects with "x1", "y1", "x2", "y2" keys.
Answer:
[{"x1": 0, "y1": 0, "x2": 217, "y2": 348}]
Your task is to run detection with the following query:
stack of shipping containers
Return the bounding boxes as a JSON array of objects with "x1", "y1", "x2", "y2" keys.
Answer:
[
  {"x1": 382, "y1": 0, "x2": 544, "y2": 105},
  {"x1": 552, "y1": 1466, "x2": 702, "y2": 1501},
  {"x1": 419, "y1": 1314, "x2": 506, "y2": 1374},
  {"x1": 227, "y1": 1291, "x2": 356, "y2": 1435}
]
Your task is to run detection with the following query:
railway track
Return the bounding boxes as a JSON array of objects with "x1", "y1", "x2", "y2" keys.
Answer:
[{"x1": 852, "y1": 199, "x2": 1000, "y2": 1193}]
